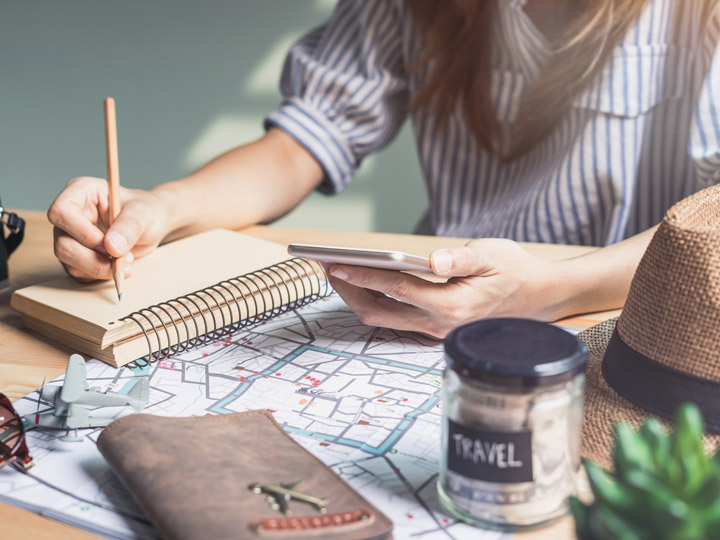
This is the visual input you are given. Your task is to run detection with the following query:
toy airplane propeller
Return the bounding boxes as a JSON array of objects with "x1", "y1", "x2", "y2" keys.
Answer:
[{"x1": 23, "y1": 354, "x2": 149, "y2": 442}]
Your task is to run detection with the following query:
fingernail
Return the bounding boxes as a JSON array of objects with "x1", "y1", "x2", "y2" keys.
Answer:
[
  {"x1": 106, "y1": 232, "x2": 127, "y2": 255},
  {"x1": 124, "y1": 252, "x2": 134, "y2": 264},
  {"x1": 330, "y1": 267, "x2": 350, "y2": 281},
  {"x1": 123, "y1": 264, "x2": 132, "y2": 278},
  {"x1": 432, "y1": 250, "x2": 452, "y2": 274}
]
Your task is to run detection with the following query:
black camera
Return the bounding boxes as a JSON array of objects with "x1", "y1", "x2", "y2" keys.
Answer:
[{"x1": 0, "y1": 198, "x2": 25, "y2": 288}]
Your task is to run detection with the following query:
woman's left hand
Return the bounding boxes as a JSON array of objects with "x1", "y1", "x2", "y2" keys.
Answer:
[{"x1": 326, "y1": 239, "x2": 569, "y2": 340}]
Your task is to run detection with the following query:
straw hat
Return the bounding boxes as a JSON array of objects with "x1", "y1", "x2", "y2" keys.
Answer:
[{"x1": 578, "y1": 184, "x2": 720, "y2": 469}]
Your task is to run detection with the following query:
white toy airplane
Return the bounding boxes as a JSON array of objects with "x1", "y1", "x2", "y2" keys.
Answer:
[{"x1": 23, "y1": 354, "x2": 149, "y2": 442}]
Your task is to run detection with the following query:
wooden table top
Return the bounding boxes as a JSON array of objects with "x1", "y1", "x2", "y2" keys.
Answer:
[{"x1": 0, "y1": 210, "x2": 618, "y2": 539}]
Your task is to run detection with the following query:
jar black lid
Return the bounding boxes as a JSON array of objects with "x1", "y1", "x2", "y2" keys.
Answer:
[{"x1": 444, "y1": 318, "x2": 588, "y2": 388}]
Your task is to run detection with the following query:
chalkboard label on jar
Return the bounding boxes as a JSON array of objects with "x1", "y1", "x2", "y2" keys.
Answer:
[{"x1": 447, "y1": 419, "x2": 533, "y2": 483}]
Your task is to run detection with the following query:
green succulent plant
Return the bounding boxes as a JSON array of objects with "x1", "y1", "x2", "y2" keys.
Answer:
[{"x1": 571, "y1": 403, "x2": 720, "y2": 540}]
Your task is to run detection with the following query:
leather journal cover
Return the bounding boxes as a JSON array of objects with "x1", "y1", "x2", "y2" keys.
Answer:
[{"x1": 97, "y1": 411, "x2": 393, "y2": 540}]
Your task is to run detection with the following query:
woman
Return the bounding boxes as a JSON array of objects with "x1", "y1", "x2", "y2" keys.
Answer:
[{"x1": 49, "y1": 0, "x2": 719, "y2": 338}]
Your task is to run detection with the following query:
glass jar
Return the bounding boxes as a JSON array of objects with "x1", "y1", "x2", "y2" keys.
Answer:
[{"x1": 438, "y1": 318, "x2": 587, "y2": 530}]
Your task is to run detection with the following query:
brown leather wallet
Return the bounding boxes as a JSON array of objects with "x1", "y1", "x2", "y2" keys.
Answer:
[{"x1": 97, "y1": 410, "x2": 393, "y2": 540}]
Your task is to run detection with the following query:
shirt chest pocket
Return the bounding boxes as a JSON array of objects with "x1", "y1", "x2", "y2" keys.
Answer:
[{"x1": 573, "y1": 44, "x2": 693, "y2": 117}]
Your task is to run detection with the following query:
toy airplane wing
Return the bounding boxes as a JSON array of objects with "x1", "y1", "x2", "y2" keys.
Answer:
[
  {"x1": 126, "y1": 378, "x2": 150, "y2": 411},
  {"x1": 60, "y1": 354, "x2": 89, "y2": 403},
  {"x1": 271, "y1": 494, "x2": 289, "y2": 515},
  {"x1": 64, "y1": 404, "x2": 89, "y2": 429}
]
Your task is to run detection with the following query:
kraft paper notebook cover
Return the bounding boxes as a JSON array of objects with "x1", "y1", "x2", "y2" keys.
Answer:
[{"x1": 11, "y1": 229, "x2": 327, "y2": 367}]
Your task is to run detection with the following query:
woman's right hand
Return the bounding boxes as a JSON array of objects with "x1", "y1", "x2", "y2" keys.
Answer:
[{"x1": 48, "y1": 177, "x2": 169, "y2": 282}]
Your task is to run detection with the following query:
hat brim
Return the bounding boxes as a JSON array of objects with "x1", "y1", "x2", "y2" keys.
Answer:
[{"x1": 578, "y1": 319, "x2": 720, "y2": 470}]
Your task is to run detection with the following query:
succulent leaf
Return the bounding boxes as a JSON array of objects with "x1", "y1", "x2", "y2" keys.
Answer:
[
  {"x1": 587, "y1": 504, "x2": 646, "y2": 540},
  {"x1": 672, "y1": 404, "x2": 707, "y2": 496},
  {"x1": 569, "y1": 496, "x2": 590, "y2": 538},
  {"x1": 640, "y1": 418, "x2": 669, "y2": 472},
  {"x1": 694, "y1": 475, "x2": 720, "y2": 507},
  {"x1": 613, "y1": 422, "x2": 653, "y2": 480},
  {"x1": 585, "y1": 461, "x2": 637, "y2": 512}
]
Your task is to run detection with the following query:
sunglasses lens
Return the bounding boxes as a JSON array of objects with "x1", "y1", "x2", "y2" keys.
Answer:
[{"x1": 0, "y1": 401, "x2": 23, "y2": 463}]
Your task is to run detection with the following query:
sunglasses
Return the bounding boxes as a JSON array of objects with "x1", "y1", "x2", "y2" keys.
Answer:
[
  {"x1": 0, "y1": 392, "x2": 33, "y2": 472},
  {"x1": 0, "y1": 391, "x2": 146, "y2": 520}
]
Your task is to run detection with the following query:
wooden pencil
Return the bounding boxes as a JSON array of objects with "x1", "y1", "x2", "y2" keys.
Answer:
[{"x1": 104, "y1": 97, "x2": 123, "y2": 302}]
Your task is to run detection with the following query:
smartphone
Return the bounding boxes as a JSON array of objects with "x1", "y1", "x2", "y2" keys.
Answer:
[{"x1": 287, "y1": 243, "x2": 432, "y2": 273}]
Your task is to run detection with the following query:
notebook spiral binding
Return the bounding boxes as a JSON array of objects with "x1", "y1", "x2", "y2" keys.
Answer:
[{"x1": 120, "y1": 258, "x2": 330, "y2": 368}]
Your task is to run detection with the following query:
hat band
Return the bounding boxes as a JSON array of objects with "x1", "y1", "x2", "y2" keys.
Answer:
[{"x1": 602, "y1": 328, "x2": 720, "y2": 433}]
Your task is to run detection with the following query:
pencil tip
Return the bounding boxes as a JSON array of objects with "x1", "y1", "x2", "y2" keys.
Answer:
[{"x1": 118, "y1": 292, "x2": 123, "y2": 302}]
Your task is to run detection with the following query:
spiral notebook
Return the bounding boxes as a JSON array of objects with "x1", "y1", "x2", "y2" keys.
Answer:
[{"x1": 10, "y1": 229, "x2": 328, "y2": 368}]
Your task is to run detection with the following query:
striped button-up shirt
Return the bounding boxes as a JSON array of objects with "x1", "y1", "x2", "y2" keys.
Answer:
[{"x1": 266, "y1": 0, "x2": 720, "y2": 246}]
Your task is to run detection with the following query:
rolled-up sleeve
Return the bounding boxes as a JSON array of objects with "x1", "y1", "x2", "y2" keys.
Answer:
[
  {"x1": 690, "y1": 2, "x2": 720, "y2": 185},
  {"x1": 265, "y1": 0, "x2": 409, "y2": 194}
]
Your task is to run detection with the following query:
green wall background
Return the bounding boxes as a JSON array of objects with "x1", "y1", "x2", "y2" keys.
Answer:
[{"x1": 1, "y1": 0, "x2": 426, "y2": 233}]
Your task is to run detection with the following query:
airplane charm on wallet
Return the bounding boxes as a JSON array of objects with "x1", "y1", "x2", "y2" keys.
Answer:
[{"x1": 248, "y1": 480, "x2": 329, "y2": 515}]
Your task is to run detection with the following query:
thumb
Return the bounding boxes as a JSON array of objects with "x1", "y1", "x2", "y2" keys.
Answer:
[
  {"x1": 430, "y1": 243, "x2": 494, "y2": 277},
  {"x1": 104, "y1": 207, "x2": 146, "y2": 258}
]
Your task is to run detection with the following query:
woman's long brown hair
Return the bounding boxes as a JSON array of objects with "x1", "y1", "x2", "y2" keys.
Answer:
[{"x1": 407, "y1": 0, "x2": 653, "y2": 160}]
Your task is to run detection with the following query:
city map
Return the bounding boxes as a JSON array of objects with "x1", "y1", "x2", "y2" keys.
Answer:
[{"x1": 0, "y1": 293, "x2": 507, "y2": 540}]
